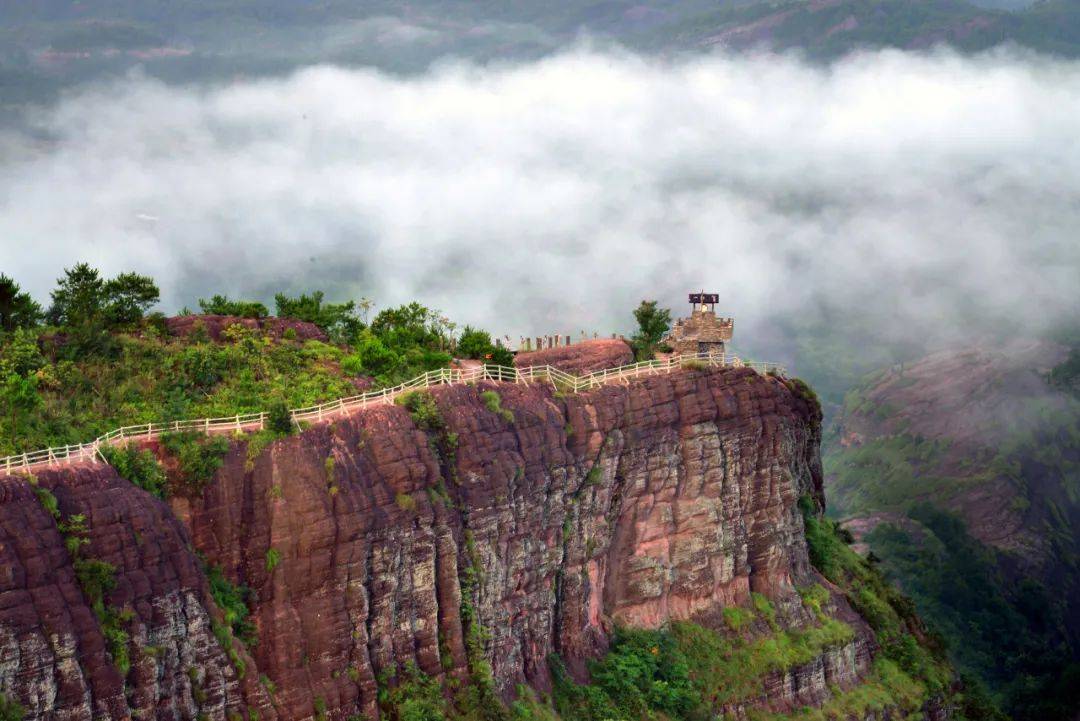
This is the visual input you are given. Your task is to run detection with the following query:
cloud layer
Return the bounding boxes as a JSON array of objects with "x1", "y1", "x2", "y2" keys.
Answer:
[{"x1": 2, "y1": 47, "x2": 1078, "y2": 361}]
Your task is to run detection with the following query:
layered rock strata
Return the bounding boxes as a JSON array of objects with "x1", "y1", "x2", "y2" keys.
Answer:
[{"x1": 2, "y1": 366, "x2": 877, "y2": 720}]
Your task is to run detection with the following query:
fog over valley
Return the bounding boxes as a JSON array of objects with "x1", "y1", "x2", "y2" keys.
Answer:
[{"x1": 2, "y1": 47, "x2": 1079, "y2": 384}]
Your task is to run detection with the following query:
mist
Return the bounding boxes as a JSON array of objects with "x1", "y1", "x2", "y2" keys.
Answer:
[{"x1": 1, "y1": 47, "x2": 1078, "y2": 374}]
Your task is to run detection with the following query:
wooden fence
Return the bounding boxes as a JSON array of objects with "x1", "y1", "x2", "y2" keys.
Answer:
[{"x1": 0, "y1": 352, "x2": 784, "y2": 474}]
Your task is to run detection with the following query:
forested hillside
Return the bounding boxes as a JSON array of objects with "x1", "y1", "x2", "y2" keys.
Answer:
[{"x1": 823, "y1": 339, "x2": 1080, "y2": 720}]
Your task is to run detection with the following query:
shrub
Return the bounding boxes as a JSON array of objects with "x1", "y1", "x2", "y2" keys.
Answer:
[
  {"x1": 206, "y1": 564, "x2": 257, "y2": 647},
  {"x1": 32, "y1": 485, "x2": 60, "y2": 519},
  {"x1": 552, "y1": 626, "x2": 700, "y2": 721},
  {"x1": 74, "y1": 558, "x2": 117, "y2": 610},
  {"x1": 160, "y1": 432, "x2": 230, "y2": 495},
  {"x1": 265, "y1": 548, "x2": 281, "y2": 572},
  {"x1": 379, "y1": 661, "x2": 448, "y2": 721},
  {"x1": 396, "y1": 391, "x2": 444, "y2": 433},
  {"x1": 480, "y1": 391, "x2": 514, "y2": 424},
  {"x1": 265, "y1": 398, "x2": 293, "y2": 435},
  {"x1": 395, "y1": 492, "x2": 417, "y2": 512},
  {"x1": 198, "y1": 295, "x2": 268, "y2": 318},
  {"x1": 488, "y1": 345, "x2": 514, "y2": 367},
  {"x1": 100, "y1": 443, "x2": 167, "y2": 499},
  {"x1": 584, "y1": 466, "x2": 601, "y2": 487},
  {"x1": 458, "y1": 326, "x2": 494, "y2": 359},
  {"x1": 722, "y1": 606, "x2": 754, "y2": 632},
  {"x1": 341, "y1": 354, "x2": 363, "y2": 376},
  {"x1": 0, "y1": 693, "x2": 24, "y2": 721}
]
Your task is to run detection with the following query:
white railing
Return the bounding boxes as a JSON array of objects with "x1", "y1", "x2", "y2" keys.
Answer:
[{"x1": 0, "y1": 352, "x2": 784, "y2": 475}]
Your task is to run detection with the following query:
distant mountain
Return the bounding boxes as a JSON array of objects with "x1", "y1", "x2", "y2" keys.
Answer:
[
  {"x1": 626, "y1": 0, "x2": 1080, "y2": 59},
  {"x1": 1, "y1": 0, "x2": 1079, "y2": 121},
  {"x1": 825, "y1": 339, "x2": 1080, "y2": 720}
]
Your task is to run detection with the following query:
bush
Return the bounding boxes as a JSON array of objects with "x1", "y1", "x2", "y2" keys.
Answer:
[
  {"x1": 198, "y1": 295, "x2": 268, "y2": 318},
  {"x1": 266, "y1": 398, "x2": 293, "y2": 436},
  {"x1": 552, "y1": 627, "x2": 701, "y2": 721},
  {"x1": 160, "y1": 432, "x2": 230, "y2": 495},
  {"x1": 480, "y1": 391, "x2": 514, "y2": 424},
  {"x1": 100, "y1": 443, "x2": 167, "y2": 499},
  {"x1": 396, "y1": 391, "x2": 445, "y2": 433},
  {"x1": 489, "y1": 345, "x2": 515, "y2": 367},
  {"x1": 32, "y1": 485, "x2": 60, "y2": 519},
  {"x1": 341, "y1": 354, "x2": 363, "y2": 376},
  {"x1": 0, "y1": 693, "x2": 24, "y2": 721},
  {"x1": 458, "y1": 327, "x2": 494, "y2": 360},
  {"x1": 379, "y1": 662, "x2": 448, "y2": 721},
  {"x1": 265, "y1": 548, "x2": 281, "y2": 572},
  {"x1": 206, "y1": 564, "x2": 257, "y2": 647}
]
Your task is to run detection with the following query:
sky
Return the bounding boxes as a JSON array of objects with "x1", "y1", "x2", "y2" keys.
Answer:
[{"x1": 1, "y1": 46, "x2": 1078, "y2": 361}]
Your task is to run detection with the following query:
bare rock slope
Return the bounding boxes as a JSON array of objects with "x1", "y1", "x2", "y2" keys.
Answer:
[{"x1": 0, "y1": 359, "x2": 926, "y2": 720}]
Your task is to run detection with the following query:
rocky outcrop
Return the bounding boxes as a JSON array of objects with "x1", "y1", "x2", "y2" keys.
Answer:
[
  {"x1": 0, "y1": 466, "x2": 275, "y2": 720},
  {"x1": 513, "y1": 338, "x2": 633, "y2": 374},
  {"x1": 170, "y1": 365, "x2": 875, "y2": 720},
  {"x1": 165, "y1": 314, "x2": 327, "y2": 343},
  {"x1": 1, "y1": 364, "x2": 885, "y2": 720}
]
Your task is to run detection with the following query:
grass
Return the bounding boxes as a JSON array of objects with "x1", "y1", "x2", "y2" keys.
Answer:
[
  {"x1": 798, "y1": 497, "x2": 952, "y2": 699},
  {"x1": 2, "y1": 330, "x2": 360, "y2": 457},
  {"x1": 481, "y1": 390, "x2": 514, "y2": 424},
  {"x1": 100, "y1": 442, "x2": 167, "y2": 498},
  {"x1": 0, "y1": 693, "x2": 24, "y2": 721},
  {"x1": 205, "y1": 563, "x2": 257, "y2": 647},
  {"x1": 160, "y1": 431, "x2": 230, "y2": 496}
]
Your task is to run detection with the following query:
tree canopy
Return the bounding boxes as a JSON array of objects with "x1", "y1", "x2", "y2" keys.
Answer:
[
  {"x1": 0, "y1": 275, "x2": 42, "y2": 331},
  {"x1": 630, "y1": 300, "x2": 671, "y2": 360}
]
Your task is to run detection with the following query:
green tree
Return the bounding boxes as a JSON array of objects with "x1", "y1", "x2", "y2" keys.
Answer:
[
  {"x1": 0, "y1": 372, "x2": 41, "y2": 449},
  {"x1": 0, "y1": 275, "x2": 42, "y2": 331},
  {"x1": 0, "y1": 328, "x2": 45, "y2": 377},
  {"x1": 274, "y1": 290, "x2": 364, "y2": 343},
  {"x1": 47, "y1": 264, "x2": 158, "y2": 351},
  {"x1": 355, "y1": 333, "x2": 400, "y2": 376},
  {"x1": 630, "y1": 300, "x2": 671, "y2": 360},
  {"x1": 489, "y1": 345, "x2": 514, "y2": 367},
  {"x1": 370, "y1": 302, "x2": 444, "y2": 350},
  {"x1": 266, "y1": 397, "x2": 293, "y2": 435},
  {"x1": 198, "y1": 295, "x2": 269, "y2": 318},
  {"x1": 457, "y1": 326, "x2": 493, "y2": 359},
  {"x1": 47, "y1": 263, "x2": 106, "y2": 328},
  {"x1": 103, "y1": 272, "x2": 159, "y2": 326}
]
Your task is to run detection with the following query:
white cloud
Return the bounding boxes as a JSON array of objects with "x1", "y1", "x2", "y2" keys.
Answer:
[{"x1": 1, "y1": 47, "x2": 1078, "y2": 359}]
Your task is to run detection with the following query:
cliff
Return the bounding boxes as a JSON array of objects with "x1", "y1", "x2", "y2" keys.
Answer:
[
  {"x1": 1, "y1": 365, "x2": 943, "y2": 720},
  {"x1": 825, "y1": 339, "x2": 1080, "y2": 718}
]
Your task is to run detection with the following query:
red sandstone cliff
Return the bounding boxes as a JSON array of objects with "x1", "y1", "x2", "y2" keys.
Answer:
[{"x1": 1, "y1": 366, "x2": 879, "y2": 720}]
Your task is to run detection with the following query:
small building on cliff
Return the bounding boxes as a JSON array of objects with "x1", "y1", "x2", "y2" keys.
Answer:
[{"x1": 664, "y1": 292, "x2": 734, "y2": 356}]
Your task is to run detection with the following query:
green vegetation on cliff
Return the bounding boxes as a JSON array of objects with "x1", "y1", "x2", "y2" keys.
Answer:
[
  {"x1": 866, "y1": 506, "x2": 1079, "y2": 721},
  {"x1": 0, "y1": 267, "x2": 511, "y2": 457},
  {"x1": 824, "y1": 356, "x2": 1080, "y2": 720}
]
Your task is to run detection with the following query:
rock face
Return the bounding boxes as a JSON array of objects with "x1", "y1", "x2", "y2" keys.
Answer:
[
  {"x1": 513, "y1": 338, "x2": 633, "y2": 375},
  {"x1": 165, "y1": 314, "x2": 328, "y2": 343},
  {"x1": 0, "y1": 466, "x2": 275, "y2": 720},
  {"x1": 1, "y1": 365, "x2": 881, "y2": 720}
]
